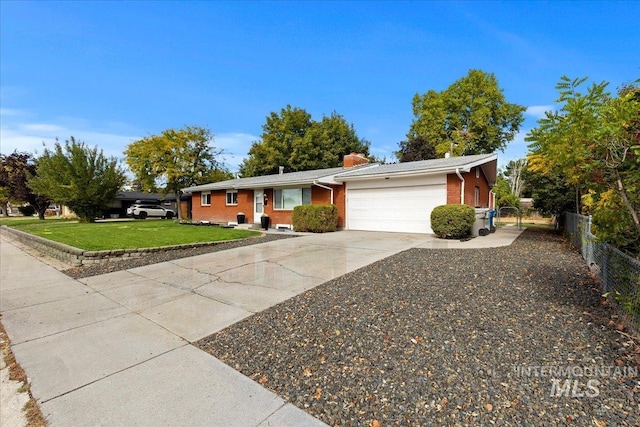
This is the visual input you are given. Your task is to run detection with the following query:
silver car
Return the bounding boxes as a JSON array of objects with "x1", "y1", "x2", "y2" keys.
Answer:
[{"x1": 126, "y1": 204, "x2": 175, "y2": 219}]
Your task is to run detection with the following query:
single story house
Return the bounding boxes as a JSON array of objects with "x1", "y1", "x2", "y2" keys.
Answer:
[
  {"x1": 102, "y1": 191, "x2": 188, "y2": 218},
  {"x1": 182, "y1": 153, "x2": 497, "y2": 234}
]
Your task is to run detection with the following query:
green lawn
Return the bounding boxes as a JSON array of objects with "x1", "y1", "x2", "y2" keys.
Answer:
[{"x1": 1, "y1": 218, "x2": 261, "y2": 251}]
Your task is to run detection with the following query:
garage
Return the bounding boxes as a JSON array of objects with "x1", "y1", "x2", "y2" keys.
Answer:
[{"x1": 346, "y1": 178, "x2": 447, "y2": 234}]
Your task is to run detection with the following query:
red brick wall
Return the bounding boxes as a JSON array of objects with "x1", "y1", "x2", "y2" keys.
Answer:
[
  {"x1": 264, "y1": 185, "x2": 346, "y2": 227},
  {"x1": 446, "y1": 167, "x2": 491, "y2": 208},
  {"x1": 191, "y1": 189, "x2": 254, "y2": 223},
  {"x1": 192, "y1": 185, "x2": 347, "y2": 227}
]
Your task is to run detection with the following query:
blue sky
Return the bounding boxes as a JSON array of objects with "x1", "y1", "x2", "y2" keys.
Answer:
[{"x1": 1, "y1": 1, "x2": 638, "y2": 172}]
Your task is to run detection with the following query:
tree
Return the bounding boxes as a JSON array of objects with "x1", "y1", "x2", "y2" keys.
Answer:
[
  {"x1": 408, "y1": 69, "x2": 526, "y2": 157},
  {"x1": 396, "y1": 136, "x2": 437, "y2": 162},
  {"x1": 521, "y1": 167, "x2": 575, "y2": 217},
  {"x1": 502, "y1": 158, "x2": 528, "y2": 197},
  {"x1": 526, "y1": 76, "x2": 640, "y2": 247},
  {"x1": 239, "y1": 106, "x2": 370, "y2": 177},
  {"x1": 493, "y1": 175, "x2": 520, "y2": 209},
  {"x1": 0, "y1": 152, "x2": 52, "y2": 220},
  {"x1": 28, "y1": 138, "x2": 126, "y2": 223},
  {"x1": 125, "y1": 125, "x2": 227, "y2": 220}
]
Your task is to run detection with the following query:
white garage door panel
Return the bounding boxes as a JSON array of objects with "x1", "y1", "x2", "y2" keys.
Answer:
[{"x1": 347, "y1": 185, "x2": 446, "y2": 233}]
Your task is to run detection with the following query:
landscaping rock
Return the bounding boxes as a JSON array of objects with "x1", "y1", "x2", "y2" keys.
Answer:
[{"x1": 197, "y1": 229, "x2": 639, "y2": 426}]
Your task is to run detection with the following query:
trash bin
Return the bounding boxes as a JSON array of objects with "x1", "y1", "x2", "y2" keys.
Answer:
[
  {"x1": 260, "y1": 214, "x2": 270, "y2": 230},
  {"x1": 472, "y1": 208, "x2": 490, "y2": 236},
  {"x1": 489, "y1": 209, "x2": 496, "y2": 233},
  {"x1": 236, "y1": 212, "x2": 245, "y2": 224}
]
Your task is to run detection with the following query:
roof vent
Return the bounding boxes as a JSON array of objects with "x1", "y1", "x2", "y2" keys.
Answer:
[
  {"x1": 279, "y1": 166, "x2": 284, "y2": 175},
  {"x1": 444, "y1": 152, "x2": 450, "y2": 159}
]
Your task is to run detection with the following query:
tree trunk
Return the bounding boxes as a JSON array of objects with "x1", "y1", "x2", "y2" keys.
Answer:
[
  {"x1": 614, "y1": 169, "x2": 640, "y2": 238},
  {"x1": 37, "y1": 206, "x2": 47, "y2": 220},
  {"x1": 175, "y1": 191, "x2": 182, "y2": 221}
]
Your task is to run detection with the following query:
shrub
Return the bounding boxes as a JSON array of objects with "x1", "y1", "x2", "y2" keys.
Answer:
[
  {"x1": 431, "y1": 204, "x2": 475, "y2": 239},
  {"x1": 292, "y1": 204, "x2": 338, "y2": 233},
  {"x1": 18, "y1": 205, "x2": 36, "y2": 216}
]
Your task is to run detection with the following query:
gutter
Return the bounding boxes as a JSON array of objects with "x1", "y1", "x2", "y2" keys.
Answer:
[
  {"x1": 313, "y1": 181, "x2": 334, "y2": 204},
  {"x1": 455, "y1": 168, "x2": 465, "y2": 205}
]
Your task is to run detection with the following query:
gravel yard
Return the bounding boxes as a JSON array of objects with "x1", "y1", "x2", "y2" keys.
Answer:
[{"x1": 197, "y1": 228, "x2": 639, "y2": 426}]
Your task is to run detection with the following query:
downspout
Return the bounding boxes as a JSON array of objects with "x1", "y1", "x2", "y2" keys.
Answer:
[
  {"x1": 455, "y1": 168, "x2": 465, "y2": 205},
  {"x1": 313, "y1": 181, "x2": 334, "y2": 204}
]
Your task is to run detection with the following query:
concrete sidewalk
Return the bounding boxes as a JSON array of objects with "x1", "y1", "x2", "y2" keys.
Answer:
[{"x1": 0, "y1": 227, "x2": 522, "y2": 426}]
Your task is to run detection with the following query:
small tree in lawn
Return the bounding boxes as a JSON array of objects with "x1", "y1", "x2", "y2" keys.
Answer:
[
  {"x1": 28, "y1": 138, "x2": 126, "y2": 223},
  {"x1": 125, "y1": 125, "x2": 227, "y2": 220},
  {"x1": 0, "y1": 152, "x2": 52, "y2": 219}
]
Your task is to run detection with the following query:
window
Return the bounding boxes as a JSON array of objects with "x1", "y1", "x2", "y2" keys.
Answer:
[
  {"x1": 274, "y1": 188, "x2": 311, "y2": 210},
  {"x1": 474, "y1": 186, "x2": 480, "y2": 207},
  {"x1": 476, "y1": 167, "x2": 480, "y2": 179},
  {"x1": 226, "y1": 190, "x2": 238, "y2": 205},
  {"x1": 201, "y1": 191, "x2": 211, "y2": 206}
]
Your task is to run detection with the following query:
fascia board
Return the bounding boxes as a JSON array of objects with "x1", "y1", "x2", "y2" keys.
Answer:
[{"x1": 336, "y1": 166, "x2": 469, "y2": 182}]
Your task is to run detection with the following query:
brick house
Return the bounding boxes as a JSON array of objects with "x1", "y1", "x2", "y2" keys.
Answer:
[{"x1": 182, "y1": 153, "x2": 497, "y2": 234}]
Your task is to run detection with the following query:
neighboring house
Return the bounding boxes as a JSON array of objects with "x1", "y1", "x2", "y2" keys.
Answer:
[
  {"x1": 182, "y1": 153, "x2": 497, "y2": 234},
  {"x1": 102, "y1": 191, "x2": 185, "y2": 218}
]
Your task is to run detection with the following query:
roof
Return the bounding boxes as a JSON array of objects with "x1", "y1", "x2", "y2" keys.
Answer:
[
  {"x1": 182, "y1": 154, "x2": 498, "y2": 193},
  {"x1": 182, "y1": 165, "x2": 373, "y2": 192},
  {"x1": 114, "y1": 191, "x2": 170, "y2": 201},
  {"x1": 335, "y1": 154, "x2": 497, "y2": 180}
]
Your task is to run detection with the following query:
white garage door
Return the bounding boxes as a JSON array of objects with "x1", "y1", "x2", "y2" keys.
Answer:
[{"x1": 347, "y1": 185, "x2": 446, "y2": 233}]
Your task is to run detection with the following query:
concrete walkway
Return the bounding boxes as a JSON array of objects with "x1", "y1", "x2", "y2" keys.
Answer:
[{"x1": 0, "y1": 227, "x2": 522, "y2": 426}]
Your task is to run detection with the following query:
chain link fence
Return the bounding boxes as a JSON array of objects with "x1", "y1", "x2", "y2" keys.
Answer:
[{"x1": 565, "y1": 212, "x2": 640, "y2": 327}]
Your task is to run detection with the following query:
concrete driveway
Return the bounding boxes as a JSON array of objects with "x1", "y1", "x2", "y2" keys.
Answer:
[{"x1": 2, "y1": 230, "x2": 466, "y2": 426}]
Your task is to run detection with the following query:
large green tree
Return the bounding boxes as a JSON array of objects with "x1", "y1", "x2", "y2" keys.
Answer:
[
  {"x1": 527, "y1": 77, "x2": 640, "y2": 250},
  {"x1": 407, "y1": 69, "x2": 526, "y2": 158},
  {"x1": 28, "y1": 138, "x2": 126, "y2": 223},
  {"x1": 125, "y1": 125, "x2": 229, "y2": 219},
  {"x1": 0, "y1": 152, "x2": 52, "y2": 219},
  {"x1": 239, "y1": 106, "x2": 370, "y2": 177},
  {"x1": 521, "y1": 166, "x2": 575, "y2": 217}
]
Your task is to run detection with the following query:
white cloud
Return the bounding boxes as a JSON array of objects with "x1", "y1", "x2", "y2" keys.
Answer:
[
  {"x1": 0, "y1": 109, "x2": 259, "y2": 174},
  {"x1": 0, "y1": 109, "x2": 140, "y2": 160},
  {"x1": 526, "y1": 105, "x2": 555, "y2": 119}
]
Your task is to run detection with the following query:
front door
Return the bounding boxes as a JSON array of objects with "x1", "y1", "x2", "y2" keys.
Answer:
[{"x1": 254, "y1": 189, "x2": 263, "y2": 223}]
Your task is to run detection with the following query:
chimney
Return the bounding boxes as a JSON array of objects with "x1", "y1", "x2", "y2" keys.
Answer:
[
  {"x1": 343, "y1": 152, "x2": 370, "y2": 168},
  {"x1": 279, "y1": 166, "x2": 284, "y2": 175}
]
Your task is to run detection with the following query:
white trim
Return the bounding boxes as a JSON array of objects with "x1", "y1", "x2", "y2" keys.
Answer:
[
  {"x1": 200, "y1": 191, "x2": 211, "y2": 206},
  {"x1": 226, "y1": 190, "x2": 238, "y2": 206}
]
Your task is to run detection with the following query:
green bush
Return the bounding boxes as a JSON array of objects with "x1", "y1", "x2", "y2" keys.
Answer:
[
  {"x1": 292, "y1": 204, "x2": 338, "y2": 233},
  {"x1": 18, "y1": 205, "x2": 36, "y2": 216},
  {"x1": 430, "y1": 204, "x2": 475, "y2": 239}
]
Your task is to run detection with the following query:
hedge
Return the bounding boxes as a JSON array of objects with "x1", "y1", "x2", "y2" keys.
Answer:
[
  {"x1": 292, "y1": 204, "x2": 338, "y2": 233},
  {"x1": 430, "y1": 204, "x2": 475, "y2": 239}
]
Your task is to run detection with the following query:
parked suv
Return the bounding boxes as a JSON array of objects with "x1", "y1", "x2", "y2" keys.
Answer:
[{"x1": 127, "y1": 204, "x2": 175, "y2": 219}]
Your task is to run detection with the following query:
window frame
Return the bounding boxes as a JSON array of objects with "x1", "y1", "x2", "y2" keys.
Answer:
[
  {"x1": 201, "y1": 191, "x2": 211, "y2": 206},
  {"x1": 273, "y1": 187, "x2": 312, "y2": 210},
  {"x1": 474, "y1": 186, "x2": 480, "y2": 207},
  {"x1": 226, "y1": 190, "x2": 238, "y2": 206}
]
